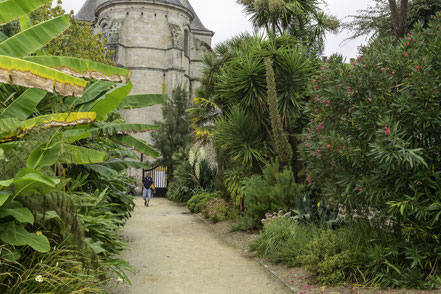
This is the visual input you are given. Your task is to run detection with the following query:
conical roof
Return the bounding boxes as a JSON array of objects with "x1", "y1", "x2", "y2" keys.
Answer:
[
  {"x1": 178, "y1": 0, "x2": 212, "y2": 33},
  {"x1": 76, "y1": 0, "x2": 98, "y2": 22},
  {"x1": 76, "y1": 0, "x2": 212, "y2": 34}
]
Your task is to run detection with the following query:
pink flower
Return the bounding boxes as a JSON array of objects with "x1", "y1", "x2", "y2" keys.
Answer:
[
  {"x1": 305, "y1": 143, "x2": 309, "y2": 147},
  {"x1": 359, "y1": 188, "x2": 364, "y2": 192},
  {"x1": 327, "y1": 144, "x2": 332, "y2": 148},
  {"x1": 321, "y1": 67, "x2": 326, "y2": 71},
  {"x1": 423, "y1": 57, "x2": 427, "y2": 61},
  {"x1": 381, "y1": 67, "x2": 389, "y2": 72},
  {"x1": 384, "y1": 127, "x2": 391, "y2": 135},
  {"x1": 431, "y1": 14, "x2": 435, "y2": 19},
  {"x1": 409, "y1": 73, "x2": 412, "y2": 77},
  {"x1": 392, "y1": 71, "x2": 396, "y2": 74},
  {"x1": 307, "y1": 174, "x2": 312, "y2": 185},
  {"x1": 342, "y1": 146, "x2": 346, "y2": 150},
  {"x1": 403, "y1": 52, "x2": 408, "y2": 56},
  {"x1": 416, "y1": 65, "x2": 422, "y2": 70}
]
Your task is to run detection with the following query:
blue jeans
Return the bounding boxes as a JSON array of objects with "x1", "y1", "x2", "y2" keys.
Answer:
[{"x1": 142, "y1": 188, "x2": 152, "y2": 201}]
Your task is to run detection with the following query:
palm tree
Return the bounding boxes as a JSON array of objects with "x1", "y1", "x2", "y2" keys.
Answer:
[{"x1": 237, "y1": 0, "x2": 339, "y2": 45}]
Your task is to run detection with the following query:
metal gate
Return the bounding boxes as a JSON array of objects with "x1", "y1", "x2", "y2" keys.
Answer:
[{"x1": 143, "y1": 166, "x2": 168, "y2": 197}]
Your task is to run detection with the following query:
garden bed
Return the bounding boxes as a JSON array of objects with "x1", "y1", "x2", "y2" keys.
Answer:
[{"x1": 199, "y1": 216, "x2": 440, "y2": 294}]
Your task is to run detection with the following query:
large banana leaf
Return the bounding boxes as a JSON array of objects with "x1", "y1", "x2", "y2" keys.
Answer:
[
  {"x1": 90, "y1": 123, "x2": 159, "y2": 137},
  {"x1": 0, "y1": 16, "x2": 70, "y2": 58},
  {"x1": 0, "y1": 221, "x2": 50, "y2": 252},
  {"x1": 24, "y1": 56, "x2": 130, "y2": 83},
  {"x1": 0, "y1": 0, "x2": 51, "y2": 25},
  {"x1": 89, "y1": 82, "x2": 133, "y2": 120},
  {"x1": 27, "y1": 141, "x2": 62, "y2": 170},
  {"x1": 118, "y1": 94, "x2": 167, "y2": 109},
  {"x1": 0, "y1": 55, "x2": 88, "y2": 97},
  {"x1": 61, "y1": 145, "x2": 107, "y2": 165},
  {"x1": 110, "y1": 134, "x2": 160, "y2": 158},
  {"x1": 0, "y1": 117, "x2": 20, "y2": 140},
  {"x1": 64, "y1": 80, "x2": 115, "y2": 108},
  {"x1": 85, "y1": 164, "x2": 118, "y2": 179},
  {"x1": 100, "y1": 159, "x2": 150, "y2": 172},
  {"x1": 14, "y1": 167, "x2": 60, "y2": 197},
  {"x1": 0, "y1": 88, "x2": 46, "y2": 121},
  {"x1": 0, "y1": 204, "x2": 34, "y2": 224},
  {"x1": 0, "y1": 32, "x2": 7, "y2": 42},
  {"x1": 0, "y1": 112, "x2": 96, "y2": 142}
]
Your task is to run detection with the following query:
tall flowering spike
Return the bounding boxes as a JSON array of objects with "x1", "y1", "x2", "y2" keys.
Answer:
[{"x1": 265, "y1": 57, "x2": 293, "y2": 168}]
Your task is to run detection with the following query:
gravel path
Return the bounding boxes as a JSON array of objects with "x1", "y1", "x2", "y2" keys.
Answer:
[{"x1": 114, "y1": 197, "x2": 292, "y2": 294}]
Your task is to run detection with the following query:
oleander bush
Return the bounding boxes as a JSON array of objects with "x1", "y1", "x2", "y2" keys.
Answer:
[{"x1": 299, "y1": 13, "x2": 441, "y2": 288}]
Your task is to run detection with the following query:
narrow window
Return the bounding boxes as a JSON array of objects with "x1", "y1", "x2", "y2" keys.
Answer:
[
  {"x1": 102, "y1": 24, "x2": 108, "y2": 39},
  {"x1": 184, "y1": 30, "x2": 189, "y2": 56}
]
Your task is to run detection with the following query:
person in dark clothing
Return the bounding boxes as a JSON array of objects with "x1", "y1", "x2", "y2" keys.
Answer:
[{"x1": 142, "y1": 173, "x2": 155, "y2": 206}]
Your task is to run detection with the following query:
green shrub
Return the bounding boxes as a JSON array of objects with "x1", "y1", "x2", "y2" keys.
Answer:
[
  {"x1": 250, "y1": 216, "x2": 320, "y2": 267},
  {"x1": 167, "y1": 160, "x2": 199, "y2": 202},
  {"x1": 242, "y1": 161, "x2": 306, "y2": 228},
  {"x1": 187, "y1": 191, "x2": 222, "y2": 213},
  {"x1": 298, "y1": 230, "x2": 351, "y2": 285},
  {"x1": 202, "y1": 198, "x2": 230, "y2": 223},
  {"x1": 167, "y1": 156, "x2": 217, "y2": 203}
]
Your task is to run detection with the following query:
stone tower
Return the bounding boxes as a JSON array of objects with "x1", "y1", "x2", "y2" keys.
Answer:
[{"x1": 76, "y1": 0, "x2": 214, "y2": 144}]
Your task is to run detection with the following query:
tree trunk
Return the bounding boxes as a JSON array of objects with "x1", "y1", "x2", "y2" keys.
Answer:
[{"x1": 388, "y1": 0, "x2": 409, "y2": 39}]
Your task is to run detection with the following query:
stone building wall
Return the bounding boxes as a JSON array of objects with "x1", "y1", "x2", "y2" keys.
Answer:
[{"x1": 76, "y1": 0, "x2": 214, "y2": 178}]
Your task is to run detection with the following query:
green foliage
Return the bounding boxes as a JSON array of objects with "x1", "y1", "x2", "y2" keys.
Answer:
[
  {"x1": 298, "y1": 230, "x2": 351, "y2": 285},
  {"x1": 199, "y1": 34, "x2": 315, "y2": 180},
  {"x1": 167, "y1": 160, "x2": 200, "y2": 203},
  {"x1": 236, "y1": 0, "x2": 339, "y2": 49},
  {"x1": 290, "y1": 197, "x2": 340, "y2": 228},
  {"x1": 214, "y1": 105, "x2": 268, "y2": 170},
  {"x1": 0, "y1": 245, "x2": 104, "y2": 293},
  {"x1": 242, "y1": 161, "x2": 305, "y2": 228},
  {"x1": 250, "y1": 217, "x2": 320, "y2": 267},
  {"x1": 300, "y1": 15, "x2": 441, "y2": 287},
  {"x1": 167, "y1": 149, "x2": 217, "y2": 203},
  {"x1": 345, "y1": 0, "x2": 441, "y2": 41},
  {"x1": 30, "y1": 1, "x2": 113, "y2": 64},
  {"x1": 187, "y1": 191, "x2": 222, "y2": 213},
  {"x1": 224, "y1": 168, "x2": 246, "y2": 210},
  {"x1": 152, "y1": 85, "x2": 193, "y2": 181},
  {"x1": 202, "y1": 198, "x2": 230, "y2": 223}
]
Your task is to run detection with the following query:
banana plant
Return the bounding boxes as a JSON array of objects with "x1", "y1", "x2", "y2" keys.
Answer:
[
  {"x1": 0, "y1": 0, "x2": 167, "y2": 257},
  {"x1": 0, "y1": 0, "x2": 130, "y2": 97}
]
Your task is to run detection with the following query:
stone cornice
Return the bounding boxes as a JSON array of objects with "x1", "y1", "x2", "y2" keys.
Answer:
[
  {"x1": 108, "y1": 42, "x2": 185, "y2": 53},
  {"x1": 96, "y1": 0, "x2": 194, "y2": 21}
]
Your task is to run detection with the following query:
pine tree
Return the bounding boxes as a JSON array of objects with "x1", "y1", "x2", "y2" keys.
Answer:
[{"x1": 152, "y1": 85, "x2": 193, "y2": 182}]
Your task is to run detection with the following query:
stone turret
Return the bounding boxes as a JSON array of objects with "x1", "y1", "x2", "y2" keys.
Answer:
[{"x1": 76, "y1": 0, "x2": 214, "y2": 144}]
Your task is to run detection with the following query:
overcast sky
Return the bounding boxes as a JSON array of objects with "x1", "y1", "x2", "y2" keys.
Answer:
[{"x1": 61, "y1": 0, "x2": 372, "y2": 59}]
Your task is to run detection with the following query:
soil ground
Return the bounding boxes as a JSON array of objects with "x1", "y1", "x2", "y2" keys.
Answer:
[{"x1": 109, "y1": 197, "x2": 292, "y2": 294}]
